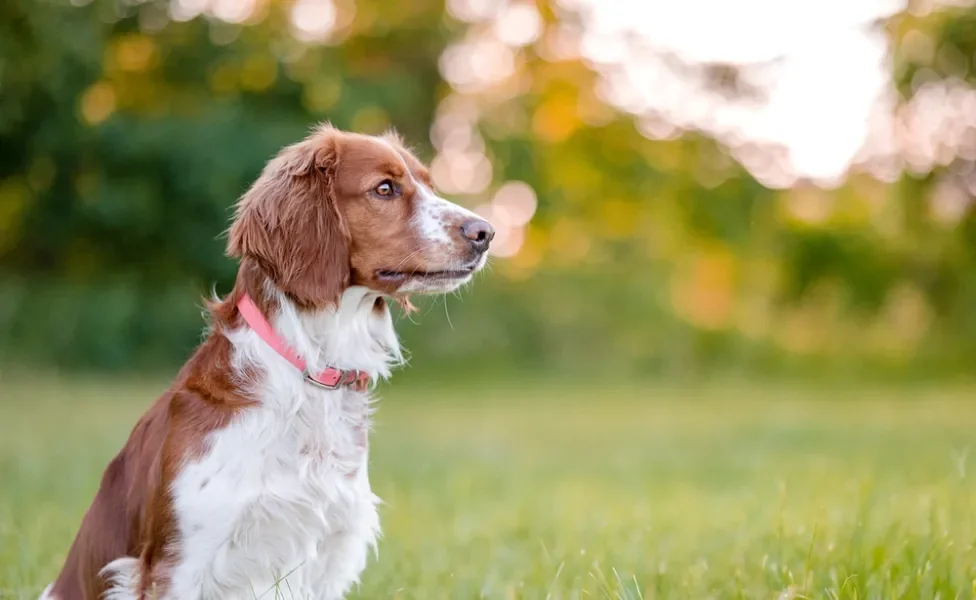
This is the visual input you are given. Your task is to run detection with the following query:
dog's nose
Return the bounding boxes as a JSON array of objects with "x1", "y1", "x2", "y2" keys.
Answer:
[{"x1": 460, "y1": 219, "x2": 495, "y2": 253}]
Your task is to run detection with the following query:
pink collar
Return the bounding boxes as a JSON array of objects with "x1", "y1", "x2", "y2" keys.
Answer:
[{"x1": 236, "y1": 293, "x2": 370, "y2": 391}]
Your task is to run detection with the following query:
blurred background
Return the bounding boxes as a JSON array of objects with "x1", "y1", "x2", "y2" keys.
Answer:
[
  {"x1": 3, "y1": 0, "x2": 976, "y2": 382},
  {"x1": 7, "y1": 2, "x2": 976, "y2": 596}
]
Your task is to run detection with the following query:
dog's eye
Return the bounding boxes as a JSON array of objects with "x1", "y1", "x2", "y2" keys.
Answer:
[{"x1": 374, "y1": 180, "x2": 397, "y2": 198}]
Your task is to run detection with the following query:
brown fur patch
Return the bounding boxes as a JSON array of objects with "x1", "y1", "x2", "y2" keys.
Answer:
[{"x1": 49, "y1": 265, "x2": 268, "y2": 599}]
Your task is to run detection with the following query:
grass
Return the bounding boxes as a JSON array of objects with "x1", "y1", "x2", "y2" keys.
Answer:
[{"x1": 1, "y1": 375, "x2": 975, "y2": 599}]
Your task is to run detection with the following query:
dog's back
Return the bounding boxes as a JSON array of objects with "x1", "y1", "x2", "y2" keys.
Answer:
[{"x1": 46, "y1": 395, "x2": 169, "y2": 599}]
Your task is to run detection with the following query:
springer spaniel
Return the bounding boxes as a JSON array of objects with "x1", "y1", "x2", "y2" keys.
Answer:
[{"x1": 41, "y1": 124, "x2": 493, "y2": 600}]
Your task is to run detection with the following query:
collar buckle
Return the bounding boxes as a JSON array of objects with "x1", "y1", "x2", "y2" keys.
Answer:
[
  {"x1": 303, "y1": 367, "x2": 341, "y2": 390},
  {"x1": 303, "y1": 367, "x2": 362, "y2": 391}
]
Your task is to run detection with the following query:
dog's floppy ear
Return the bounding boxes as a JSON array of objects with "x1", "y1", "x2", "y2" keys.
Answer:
[{"x1": 228, "y1": 129, "x2": 351, "y2": 308}]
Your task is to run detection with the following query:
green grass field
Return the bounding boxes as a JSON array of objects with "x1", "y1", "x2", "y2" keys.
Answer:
[{"x1": 1, "y1": 376, "x2": 975, "y2": 599}]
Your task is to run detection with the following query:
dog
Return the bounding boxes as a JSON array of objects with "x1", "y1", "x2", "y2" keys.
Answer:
[{"x1": 41, "y1": 124, "x2": 494, "y2": 600}]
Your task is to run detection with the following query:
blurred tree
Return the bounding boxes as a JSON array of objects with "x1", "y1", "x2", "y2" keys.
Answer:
[
  {"x1": 885, "y1": 1, "x2": 976, "y2": 368},
  {"x1": 1, "y1": 0, "x2": 975, "y2": 379},
  {"x1": 0, "y1": 0, "x2": 450, "y2": 368}
]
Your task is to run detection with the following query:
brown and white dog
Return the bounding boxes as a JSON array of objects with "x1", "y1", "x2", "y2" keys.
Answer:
[{"x1": 41, "y1": 124, "x2": 493, "y2": 600}]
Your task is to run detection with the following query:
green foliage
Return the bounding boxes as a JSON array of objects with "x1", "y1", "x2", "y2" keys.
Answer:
[
  {"x1": 2, "y1": 0, "x2": 976, "y2": 376},
  {"x1": 0, "y1": 0, "x2": 450, "y2": 368}
]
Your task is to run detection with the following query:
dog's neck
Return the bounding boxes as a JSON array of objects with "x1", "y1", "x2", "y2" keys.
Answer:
[
  {"x1": 217, "y1": 260, "x2": 403, "y2": 386},
  {"x1": 268, "y1": 282, "x2": 403, "y2": 381}
]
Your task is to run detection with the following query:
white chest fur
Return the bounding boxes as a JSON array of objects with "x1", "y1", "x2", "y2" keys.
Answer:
[
  {"x1": 166, "y1": 385, "x2": 381, "y2": 600},
  {"x1": 103, "y1": 287, "x2": 401, "y2": 600}
]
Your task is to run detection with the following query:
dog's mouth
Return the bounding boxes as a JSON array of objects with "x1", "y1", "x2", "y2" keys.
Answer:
[{"x1": 375, "y1": 267, "x2": 475, "y2": 283}]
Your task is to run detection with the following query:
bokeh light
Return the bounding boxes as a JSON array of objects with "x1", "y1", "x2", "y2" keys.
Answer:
[
  {"x1": 491, "y1": 181, "x2": 537, "y2": 228},
  {"x1": 493, "y1": 3, "x2": 543, "y2": 48},
  {"x1": 290, "y1": 0, "x2": 338, "y2": 42}
]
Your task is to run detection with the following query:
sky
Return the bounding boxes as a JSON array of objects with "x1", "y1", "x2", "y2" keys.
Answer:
[{"x1": 562, "y1": 0, "x2": 909, "y2": 186}]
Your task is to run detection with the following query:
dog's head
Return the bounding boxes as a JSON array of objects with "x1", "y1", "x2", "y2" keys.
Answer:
[{"x1": 227, "y1": 124, "x2": 493, "y2": 308}]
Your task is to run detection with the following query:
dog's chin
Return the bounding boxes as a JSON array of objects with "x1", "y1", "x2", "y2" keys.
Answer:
[
  {"x1": 375, "y1": 255, "x2": 486, "y2": 295},
  {"x1": 396, "y1": 274, "x2": 473, "y2": 295}
]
